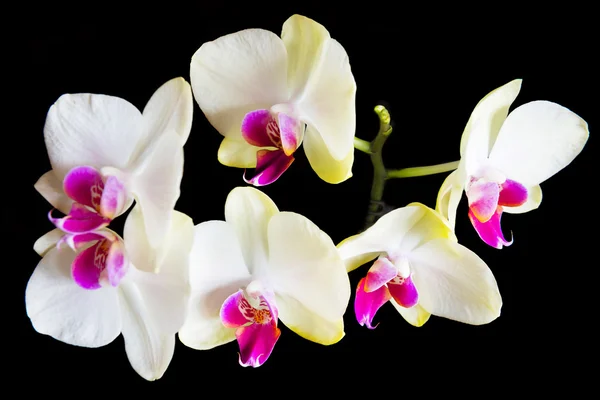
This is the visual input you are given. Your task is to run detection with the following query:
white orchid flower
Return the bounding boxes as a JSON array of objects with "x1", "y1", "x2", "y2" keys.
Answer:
[
  {"x1": 338, "y1": 203, "x2": 502, "y2": 328},
  {"x1": 178, "y1": 186, "x2": 350, "y2": 367},
  {"x1": 26, "y1": 205, "x2": 194, "y2": 381},
  {"x1": 190, "y1": 14, "x2": 356, "y2": 186},
  {"x1": 436, "y1": 79, "x2": 589, "y2": 248},
  {"x1": 35, "y1": 77, "x2": 193, "y2": 249}
]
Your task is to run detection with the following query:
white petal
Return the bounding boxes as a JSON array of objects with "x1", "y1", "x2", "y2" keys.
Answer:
[
  {"x1": 190, "y1": 28, "x2": 288, "y2": 139},
  {"x1": 410, "y1": 238, "x2": 502, "y2": 325},
  {"x1": 435, "y1": 169, "x2": 465, "y2": 229},
  {"x1": 129, "y1": 130, "x2": 184, "y2": 248},
  {"x1": 123, "y1": 204, "x2": 194, "y2": 275},
  {"x1": 488, "y1": 101, "x2": 589, "y2": 186},
  {"x1": 302, "y1": 125, "x2": 353, "y2": 184},
  {"x1": 296, "y1": 38, "x2": 356, "y2": 161},
  {"x1": 275, "y1": 293, "x2": 344, "y2": 345},
  {"x1": 43, "y1": 93, "x2": 143, "y2": 179},
  {"x1": 178, "y1": 221, "x2": 251, "y2": 350},
  {"x1": 25, "y1": 247, "x2": 121, "y2": 347},
  {"x1": 33, "y1": 229, "x2": 63, "y2": 256},
  {"x1": 503, "y1": 184, "x2": 543, "y2": 214},
  {"x1": 337, "y1": 204, "x2": 454, "y2": 272},
  {"x1": 142, "y1": 77, "x2": 194, "y2": 143},
  {"x1": 119, "y1": 278, "x2": 176, "y2": 381},
  {"x1": 224, "y1": 186, "x2": 278, "y2": 275},
  {"x1": 34, "y1": 170, "x2": 73, "y2": 214},
  {"x1": 390, "y1": 301, "x2": 431, "y2": 327},
  {"x1": 460, "y1": 79, "x2": 522, "y2": 177},
  {"x1": 267, "y1": 212, "x2": 350, "y2": 321}
]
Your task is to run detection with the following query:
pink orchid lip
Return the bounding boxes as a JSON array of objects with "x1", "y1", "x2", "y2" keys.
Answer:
[
  {"x1": 354, "y1": 277, "x2": 391, "y2": 329},
  {"x1": 467, "y1": 177, "x2": 527, "y2": 249},
  {"x1": 240, "y1": 109, "x2": 304, "y2": 186},
  {"x1": 71, "y1": 235, "x2": 128, "y2": 290},
  {"x1": 220, "y1": 287, "x2": 281, "y2": 367},
  {"x1": 49, "y1": 204, "x2": 111, "y2": 234}
]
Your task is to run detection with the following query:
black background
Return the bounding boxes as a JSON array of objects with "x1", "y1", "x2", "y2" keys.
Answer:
[{"x1": 13, "y1": 3, "x2": 594, "y2": 393}]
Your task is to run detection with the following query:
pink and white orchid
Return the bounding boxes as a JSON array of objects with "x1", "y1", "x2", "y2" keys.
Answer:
[
  {"x1": 337, "y1": 203, "x2": 502, "y2": 328},
  {"x1": 436, "y1": 79, "x2": 589, "y2": 248},
  {"x1": 34, "y1": 77, "x2": 193, "y2": 248},
  {"x1": 190, "y1": 14, "x2": 356, "y2": 186},
  {"x1": 178, "y1": 186, "x2": 350, "y2": 367},
  {"x1": 26, "y1": 205, "x2": 194, "y2": 381}
]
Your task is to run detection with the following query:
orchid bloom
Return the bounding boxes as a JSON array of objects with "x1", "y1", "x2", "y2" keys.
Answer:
[
  {"x1": 436, "y1": 79, "x2": 589, "y2": 248},
  {"x1": 190, "y1": 14, "x2": 356, "y2": 186},
  {"x1": 26, "y1": 205, "x2": 194, "y2": 380},
  {"x1": 337, "y1": 203, "x2": 502, "y2": 328},
  {"x1": 34, "y1": 77, "x2": 193, "y2": 248},
  {"x1": 178, "y1": 186, "x2": 350, "y2": 367}
]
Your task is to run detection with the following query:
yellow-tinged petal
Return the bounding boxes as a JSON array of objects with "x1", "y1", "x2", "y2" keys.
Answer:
[
  {"x1": 303, "y1": 124, "x2": 353, "y2": 184},
  {"x1": 281, "y1": 14, "x2": 330, "y2": 101},
  {"x1": 268, "y1": 211, "x2": 350, "y2": 322},
  {"x1": 225, "y1": 187, "x2": 279, "y2": 276},
  {"x1": 435, "y1": 169, "x2": 465, "y2": 229},
  {"x1": 33, "y1": 229, "x2": 63, "y2": 257},
  {"x1": 390, "y1": 302, "x2": 431, "y2": 327},
  {"x1": 460, "y1": 79, "x2": 522, "y2": 176},
  {"x1": 217, "y1": 136, "x2": 259, "y2": 168},
  {"x1": 34, "y1": 171, "x2": 73, "y2": 215},
  {"x1": 276, "y1": 294, "x2": 345, "y2": 345}
]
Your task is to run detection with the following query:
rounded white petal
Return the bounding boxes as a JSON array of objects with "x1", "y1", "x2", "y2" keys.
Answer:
[
  {"x1": 410, "y1": 238, "x2": 502, "y2": 325},
  {"x1": 296, "y1": 38, "x2": 356, "y2": 161},
  {"x1": 267, "y1": 212, "x2": 350, "y2": 321},
  {"x1": 303, "y1": 125, "x2": 353, "y2": 184},
  {"x1": 224, "y1": 186, "x2": 279, "y2": 275},
  {"x1": 390, "y1": 301, "x2": 431, "y2": 327},
  {"x1": 178, "y1": 221, "x2": 251, "y2": 350},
  {"x1": 488, "y1": 101, "x2": 589, "y2": 186},
  {"x1": 460, "y1": 79, "x2": 522, "y2": 176},
  {"x1": 118, "y1": 277, "x2": 177, "y2": 381},
  {"x1": 217, "y1": 136, "x2": 258, "y2": 168},
  {"x1": 33, "y1": 229, "x2": 63, "y2": 257},
  {"x1": 337, "y1": 203, "x2": 454, "y2": 272},
  {"x1": 34, "y1": 171, "x2": 73, "y2": 214},
  {"x1": 142, "y1": 77, "x2": 193, "y2": 143},
  {"x1": 25, "y1": 247, "x2": 121, "y2": 347},
  {"x1": 435, "y1": 169, "x2": 465, "y2": 229},
  {"x1": 43, "y1": 93, "x2": 144, "y2": 179},
  {"x1": 129, "y1": 130, "x2": 185, "y2": 248},
  {"x1": 190, "y1": 28, "x2": 289, "y2": 139},
  {"x1": 504, "y1": 184, "x2": 542, "y2": 214},
  {"x1": 275, "y1": 293, "x2": 344, "y2": 345}
]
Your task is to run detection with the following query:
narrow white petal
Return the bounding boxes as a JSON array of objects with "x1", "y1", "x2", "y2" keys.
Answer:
[
  {"x1": 34, "y1": 170, "x2": 73, "y2": 214},
  {"x1": 43, "y1": 93, "x2": 143, "y2": 179},
  {"x1": 33, "y1": 229, "x2": 63, "y2": 257},
  {"x1": 435, "y1": 169, "x2": 465, "y2": 229},
  {"x1": 460, "y1": 79, "x2": 522, "y2": 176},
  {"x1": 25, "y1": 247, "x2": 121, "y2": 347},
  {"x1": 268, "y1": 212, "x2": 350, "y2": 321},
  {"x1": 119, "y1": 278, "x2": 176, "y2": 381},
  {"x1": 224, "y1": 186, "x2": 278, "y2": 275},
  {"x1": 488, "y1": 101, "x2": 589, "y2": 186},
  {"x1": 190, "y1": 28, "x2": 288, "y2": 139},
  {"x1": 142, "y1": 77, "x2": 194, "y2": 143},
  {"x1": 410, "y1": 239, "x2": 502, "y2": 325},
  {"x1": 129, "y1": 130, "x2": 184, "y2": 248},
  {"x1": 178, "y1": 221, "x2": 251, "y2": 350}
]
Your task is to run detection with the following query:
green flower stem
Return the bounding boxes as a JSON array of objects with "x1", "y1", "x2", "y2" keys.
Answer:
[
  {"x1": 387, "y1": 161, "x2": 460, "y2": 179},
  {"x1": 353, "y1": 105, "x2": 461, "y2": 230}
]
